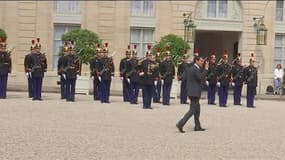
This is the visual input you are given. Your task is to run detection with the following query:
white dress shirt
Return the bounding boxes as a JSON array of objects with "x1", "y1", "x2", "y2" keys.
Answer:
[{"x1": 274, "y1": 68, "x2": 284, "y2": 80}]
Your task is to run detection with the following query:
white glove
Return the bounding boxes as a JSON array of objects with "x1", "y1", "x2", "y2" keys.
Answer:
[
  {"x1": 77, "y1": 75, "x2": 80, "y2": 79},
  {"x1": 63, "y1": 74, "x2": 66, "y2": 80},
  {"x1": 120, "y1": 77, "x2": 123, "y2": 80},
  {"x1": 205, "y1": 80, "x2": 209, "y2": 86},
  {"x1": 139, "y1": 72, "x2": 144, "y2": 76},
  {"x1": 127, "y1": 78, "x2": 130, "y2": 84},
  {"x1": 217, "y1": 82, "x2": 221, "y2": 87},
  {"x1": 29, "y1": 72, "x2": 32, "y2": 78},
  {"x1": 111, "y1": 76, "x2": 114, "y2": 80},
  {"x1": 91, "y1": 76, "x2": 94, "y2": 80},
  {"x1": 161, "y1": 79, "x2": 164, "y2": 84},
  {"x1": 25, "y1": 72, "x2": 29, "y2": 78},
  {"x1": 231, "y1": 82, "x2": 235, "y2": 87},
  {"x1": 98, "y1": 76, "x2": 102, "y2": 82},
  {"x1": 154, "y1": 80, "x2": 158, "y2": 86}
]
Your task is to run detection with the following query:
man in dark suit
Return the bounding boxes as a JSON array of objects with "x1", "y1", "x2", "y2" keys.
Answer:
[{"x1": 176, "y1": 56, "x2": 209, "y2": 133}]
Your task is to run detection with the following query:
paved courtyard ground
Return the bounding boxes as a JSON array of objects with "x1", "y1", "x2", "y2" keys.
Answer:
[{"x1": 0, "y1": 92, "x2": 285, "y2": 160}]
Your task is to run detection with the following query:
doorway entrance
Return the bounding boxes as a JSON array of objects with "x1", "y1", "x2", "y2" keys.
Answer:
[{"x1": 194, "y1": 31, "x2": 241, "y2": 62}]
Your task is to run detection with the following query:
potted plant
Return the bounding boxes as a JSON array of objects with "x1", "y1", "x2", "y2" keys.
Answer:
[
  {"x1": 60, "y1": 29, "x2": 102, "y2": 95},
  {"x1": 152, "y1": 34, "x2": 190, "y2": 99}
]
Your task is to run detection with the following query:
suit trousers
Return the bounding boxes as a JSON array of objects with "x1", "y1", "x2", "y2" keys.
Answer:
[
  {"x1": 233, "y1": 84, "x2": 243, "y2": 105},
  {"x1": 207, "y1": 83, "x2": 216, "y2": 104},
  {"x1": 180, "y1": 80, "x2": 188, "y2": 104},
  {"x1": 153, "y1": 80, "x2": 161, "y2": 102},
  {"x1": 162, "y1": 81, "x2": 172, "y2": 105},
  {"x1": 177, "y1": 96, "x2": 201, "y2": 128},
  {"x1": 0, "y1": 74, "x2": 8, "y2": 98},
  {"x1": 66, "y1": 78, "x2": 76, "y2": 101},
  {"x1": 32, "y1": 77, "x2": 43, "y2": 100}
]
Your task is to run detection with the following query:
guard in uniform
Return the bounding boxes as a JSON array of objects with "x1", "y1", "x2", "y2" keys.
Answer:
[
  {"x1": 231, "y1": 53, "x2": 244, "y2": 105},
  {"x1": 126, "y1": 44, "x2": 140, "y2": 104},
  {"x1": 244, "y1": 53, "x2": 258, "y2": 108},
  {"x1": 160, "y1": 46, "x2": 175, "y2": 105},
  {"x1": 119, "y1": 45, "x2": 131, "y2": 102},
  {"x1": 29, "y1": 38, "x2": 47, "y2": 101},
  {"x1": 90, "y1": 44, "x2": 102, "y2": 101},
  {"x1": 177, "y1": 52, "x2": 189, "y2": 104},
  {"x1": 139, "y1": 45, "x2": 156, "y2": 109},
  {"x1": 98, "y1": 43, "x2": 114, "y2": 103},
  {"x1": 0, "y1": 37, "x2": 12, "y2": 99},
  {"x1": 206, "y1": 52, "x2": 217, "y2": 105},
  {"x1": 216, "y1": 50, "x2": 232, "y2": 107},
  {"x1": 153, "y1": 48, "x2": 162, "y2": 103},
  {"x1": 24, "y1": 40, "x2": 35, "y2": 98},
  {"x1": 62, "y1": 41, "x2": 80, "y2": 102},
  {"x1": 57, "y1": 41, "x2": 69, "y2": 99}
]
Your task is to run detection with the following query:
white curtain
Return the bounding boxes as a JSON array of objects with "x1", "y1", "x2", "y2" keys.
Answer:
[
  {"x1": 55, "y1": 0, "x2": 80, "y2": 13},
  {"x1": 207, "y1": 0, "x2": 216, "y2": 17},
  {"x1": 276, "y1": 0, "x2": 284, "y2": 21},
  {"x1": 130, "y1": 28, "x2": 153, "y2": 57},
  {"x1": 131, "y1": 0, "x2": 153, "y2": 16},
  {"x1": 218, "y1": 0, "x2": 227, "y2": 18}
]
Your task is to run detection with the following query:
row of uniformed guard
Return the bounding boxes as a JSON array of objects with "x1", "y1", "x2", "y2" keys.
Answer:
[
  {"x1": 1, "y1": 37, "x2": 258, "y2": 108},
  {"x1": 206, "y1": 50, "x2": 258, "y2": 108},
  {"x1": 119, "y1": 45, "x2": 178, "y2": 109}
]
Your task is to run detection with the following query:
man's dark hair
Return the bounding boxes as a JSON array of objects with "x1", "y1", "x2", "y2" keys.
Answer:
[{"x1": 194, "y1": 56, "x2": 202, "y2": 62}]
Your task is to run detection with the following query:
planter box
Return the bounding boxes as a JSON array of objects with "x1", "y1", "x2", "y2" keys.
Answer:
[
  {"x1": 76, "y1": 76, "x2": 90, "y2": 95},
  {"x1": 170, "y1": 79, "x2": 179, "y2": 99}
]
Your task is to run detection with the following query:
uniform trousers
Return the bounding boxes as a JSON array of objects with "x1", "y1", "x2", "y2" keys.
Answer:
[
  {"x1": 153, "y1": 80, "x2": 161, "y2": 102},
  {"x1": 32, "y1": 77, "x2": 43, "y2": 100},
  {"x1": 93, "y1": 78, "x2": 101, "y2": 100},
  {"x1": 66, "y1": 78, "x2": 76, "y2": 101},
  {"x1": 122, "y1": 77, "x2": 130, "y2": 102},
  {"x1": 233, "y1": 84, "x2": 243, "y2": 105},
  {"x1": 246, "y1": 86, "x2": 256, "y2": 107},
  {"x1": 129, "y1": 79, "x2": 139, "y2": 104},
  {"x1": 207, "y1": 83, "x2": 216, "y2": 104},
  {"x1": 60, "y1": 75, "x2": 66, "y2": 99},
  {"x1": 162, "y1": 81, "x2": 172, "y2": 105},
  {"x1": 218, "y1": 84, "x2": 229, "y2": 106},
  {"x1": 0, "y1": 74, "x2": 8, "y2": 98},
  {"x1": 100, "y1": 80, "x2": 111, "y2": 103},
  {"x1": 142, "y1": 84, "x2": 153, "y2": 108},
  {"x1": 27, "y1": 76, "x2": 33, "y2": 98}
]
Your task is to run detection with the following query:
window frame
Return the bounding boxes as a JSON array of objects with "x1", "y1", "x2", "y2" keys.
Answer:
[
  {"x1": 274, "y1": 34, "x2": 285, "y2": 69},
  {"x1": 54, "y1": 0, "x2": 80, "y2": 13},
  {"x1": 53, "y1": 24, "x2": 81, "y2": 69},
  {"x1": 130, "y1": 27, "x2": 154, "y2": 58},
  {"x1": 207, "y1": 0, "x2": 228, "y2": 19},
  {"x1": 130, "y1": 0, "x2": 154, "y2": 17},
  {"x1": 276, "y1": 0, "x2": 284, "y2": 21}
]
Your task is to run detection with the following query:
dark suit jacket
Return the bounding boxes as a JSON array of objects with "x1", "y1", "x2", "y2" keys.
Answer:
[{"x1": 183, "y1": 64, "x2": 208, "y2": 98}]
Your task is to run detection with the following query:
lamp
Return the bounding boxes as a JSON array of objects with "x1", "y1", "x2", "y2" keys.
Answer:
[
  {"x1": 183, "y1": 12, "x2": 196, "y2": 43},
  {"x1": 253, "y1": 16, "x2": 267, "y2": 45}
]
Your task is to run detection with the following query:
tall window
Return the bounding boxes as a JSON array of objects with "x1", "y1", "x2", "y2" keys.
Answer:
[
  {"x1": 130, "y1": 28, "x2": 154, "y2": 57},
  {"x1": 53, "y1": 24, "x2": 80, "y2": 69},
  {"x1": 131, "y1": 0, "x2": 154, "y2": 17},
  {"x1": 54, "y1": 0, "x2": 80, "y2": 13},
  {"x1": 276, "y1": 0, "x2": 284, "y2": 21},
  {"x1": 207, "y1": 0, "x2": 228, "y2": 18},
  {"x1": 274, "y1": 35, "x2": 285, "y2": 68}
]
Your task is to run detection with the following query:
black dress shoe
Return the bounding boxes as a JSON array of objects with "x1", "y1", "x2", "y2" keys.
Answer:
[
  {"x1": 194, "y1": 127, "x2": 205, "y2": 131},
  {"x1": 176, "y1": 124, "x2": 185, "y2": 133},
  {"x1": 208, "y1": 102, "x2": 216, "y2": 105}
]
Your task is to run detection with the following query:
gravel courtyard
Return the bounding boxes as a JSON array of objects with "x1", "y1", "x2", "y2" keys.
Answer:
[{"x1": 0, "y1": 92, "x2": 285, "y2": 160}]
